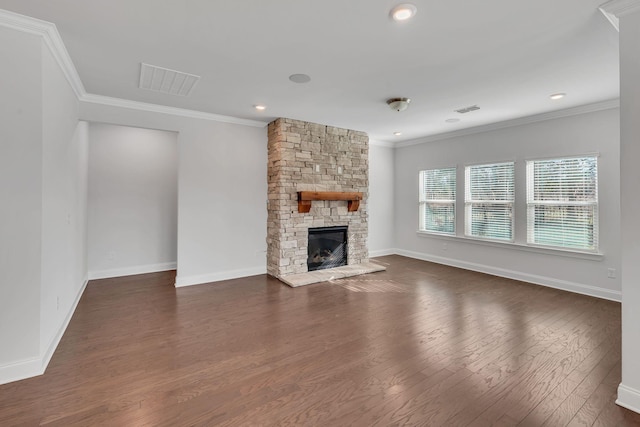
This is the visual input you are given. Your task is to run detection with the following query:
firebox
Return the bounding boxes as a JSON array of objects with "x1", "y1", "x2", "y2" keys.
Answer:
[{"x1": 307, "y1": 226, "x2": 348, "y2": 271}]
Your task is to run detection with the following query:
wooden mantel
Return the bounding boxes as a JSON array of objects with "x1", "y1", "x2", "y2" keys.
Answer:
[{"x1": 297, "y1": 191, "x2": 363, "y2": 213}]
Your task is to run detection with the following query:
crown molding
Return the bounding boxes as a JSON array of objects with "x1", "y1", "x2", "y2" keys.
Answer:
[
  {"x1": 599, "y1": 7, "x2": 620, "y2": 30},
  {"x1": 369, "y1": 139, "x2": 396, "y2": 148},
  {"x1": 0, "y1": 9, "x2": 86, "y2": 98},
  {"x1": 394, "y1": 99, "x2": 620, "y2": 149},
  {"x1": 600, "y1": 0, "x2": 640, "y2": 17},
  {"x1": 0, "y1": 8, "x2": 267, "y2": 128},
  {"x1": 599, "y1": 0, "x2": 640, "y2": 30},
  {"x1": 80, "y1": 94, "x2": 268, "y2": 128},
  {"x1": 0, "y1": 7, "x2": 626, "y2": 136}
]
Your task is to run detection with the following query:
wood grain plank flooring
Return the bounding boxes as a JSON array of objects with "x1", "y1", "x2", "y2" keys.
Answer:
[{"x1": 0, "y1": 255, "x2": 639, "y2": 426}]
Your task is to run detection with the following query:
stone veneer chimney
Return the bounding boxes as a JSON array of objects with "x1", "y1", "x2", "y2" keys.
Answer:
[{"x1": 267, "y1": 118, "x2": 369, "y2": 280}]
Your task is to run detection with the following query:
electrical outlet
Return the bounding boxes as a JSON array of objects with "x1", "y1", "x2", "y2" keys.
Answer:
[
  {"x1": 607, "y1": 268, "x2": 616, "y2": 279},
  {"x1": 56, "y1": 296, "x2": 59, "y2": 311},
  {"x1": 442, "y1": 242, "x2": 448, "y2": 251},
  {"x1": 107, "y1": 251, "x2": 116, "y2": 261},
  {"x1": 315, "y1": 164, "x2": 320, "y2": 172}
]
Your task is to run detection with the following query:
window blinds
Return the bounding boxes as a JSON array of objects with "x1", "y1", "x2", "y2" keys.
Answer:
[
  {"x1": 526, "y1": 157, "x2": 598, "y2": 251},
  {"x1": 420, "y1": 167, "x2": 456, "y2": 234},
  {"x1": 465, "y1": 162, "x2": 514, "y2": 241}
]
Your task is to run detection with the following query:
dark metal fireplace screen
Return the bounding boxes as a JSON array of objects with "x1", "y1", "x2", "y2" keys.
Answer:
[{"x1": 307, "y1": 226, "x2": 348, "y2": 271}]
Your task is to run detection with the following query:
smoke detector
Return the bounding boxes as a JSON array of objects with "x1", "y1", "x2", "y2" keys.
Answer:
[{"x1": 387, "y1": 98, "x2": 411, "y2": 112}]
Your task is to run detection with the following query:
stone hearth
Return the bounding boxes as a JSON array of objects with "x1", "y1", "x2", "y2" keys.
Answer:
[
  {"x1": 280, "y1": 262, "x2": 387, "y2": 287},
  {"x1": 266, "y1": 118, "x2": 385, "y2": 286}
]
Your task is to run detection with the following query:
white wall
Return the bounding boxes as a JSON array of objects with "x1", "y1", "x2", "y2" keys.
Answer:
[
  {"x1": 0, "y1": 27, "x2": 43, "y2": 369},
  {"x1": 88, "y1": 123, "x2": 178, "y2": 278},
  {"x1": 40, "y1": 45, "x2": 87, "y2": 356},
  {"x1": 80, "y1": 102, "x2": 268, "y2": 286},
  {"x1": 0, "y1": 25, "x2": 87, "y2": 385},
  {"x1": 176, "y1": 121, "x2": 267, "y2": 285},
  {"x1": 618, "y1": 7, "x2": 640, "y2": 414},
  {"x1": 394, "y1": 107, "x2": 621, "y2": 301},
  {"x1": 368, "y1": 143, "x2": 395, "y2": 256}
]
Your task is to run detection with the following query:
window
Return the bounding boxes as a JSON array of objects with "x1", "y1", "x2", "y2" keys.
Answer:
[
  {"x1": 465, "y1": 162, "x2": 514, "y2": 241},
  {"x1": 419, "y1": 167, "x2": 456, "y2": 234},
  {"x1": 526, "y1": 156, "x2": 598, "y2": 251}
]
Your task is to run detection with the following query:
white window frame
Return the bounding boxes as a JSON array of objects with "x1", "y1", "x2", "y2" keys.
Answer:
[
  {"x1": 419, "y1": 167, "x2": 456, "y2": 235},
  {"x1": 526, "y1": 155, "x2": 599, "y2": 252},
  {"x1": 464, "y1": 162, "x2": 515, "y2": 242}
]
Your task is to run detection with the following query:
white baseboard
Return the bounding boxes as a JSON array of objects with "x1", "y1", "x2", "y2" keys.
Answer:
[
  {"x1": 175, "y1": 266, "x2": 266, "y2": 288},
  {"x1": 0, "y1": 357, "x2": 43, "y2": 386},
  {"x1": 0, "y1": 277, "x2": 88, "y2": 386},
  {"x1": 369, "y1": 248, "x2": 396, "y2": 257},
  {"x1": 41, "y1": 278, "x2": 88, "y2": 375},
  {"x1": 88, "y1": 262, "x2": 177, "y2": 280},
  {"x1": 617, "y1": 384, "x2": 640, "y2": 415},
  {"x1": 395, "y1": 249, "x2": 622, "y2": 302}
]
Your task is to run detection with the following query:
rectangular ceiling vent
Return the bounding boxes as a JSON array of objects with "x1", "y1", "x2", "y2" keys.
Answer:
[
  {"x1": 139, "y1": 63, "x2": 200, "y2": 96},
  {"x1": 454, "y1": 105, "x2": 480, "y2": 114}
]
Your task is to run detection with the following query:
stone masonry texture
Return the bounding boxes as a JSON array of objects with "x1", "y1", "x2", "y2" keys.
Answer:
[{"x1": 266, "y1": 118, "x2": 369, "y2": 278}]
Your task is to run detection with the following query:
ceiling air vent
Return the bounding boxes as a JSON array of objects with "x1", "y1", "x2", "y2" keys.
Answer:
[
  {"x1": 139, "y1": 63, "x2": 200, "y2": 96},
  {"x1": 454, "y1": 105, "x2": 480, "y2": 114}
]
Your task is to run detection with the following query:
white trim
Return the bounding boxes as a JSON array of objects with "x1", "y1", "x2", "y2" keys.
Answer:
[
  {"x1": 600, "y1": 0, "x2": 640, "y2": 31},
  {"x1": 41, "y1": 278, "x2": 88, "y2": 377},
  {"x1": 601, "y1": 0, "x2": 640, "y2": 18},
  {"x1": 88, "y1": 262, "x2": 177, "y2": 280},
  {"x1": 395, "y1": 248, "x2": 621, "y2": 302},
  {"x1": 369, "y1": 249, "x2": 396, "y2": 257},
  {"x1": 79, "y1": 94, "x2": 267, "y2": 128},
  {"x1": 416, "y1": 230, "x2": 604, "y2": 262},
  {"x1": 0, "y1": 357, "x2": 42, "y2": 386},
  {"x1": 369, "y1": 139, "x2": 396, "y2": 148},
  {"x1": 0, "y1": 9, "x2": 86, "y2": 98},
  {"x1": 599, "y1": 7, "x2": 620, "y2": 31},
  {"x1": 395, "y1": 99, "x2": 620, "y2": 148},
  {"x1": 0, "y1": 277, "x2": 88, "y2": 385},
  {"x1": 617, "y1": 384, "x2": 640, "y2": 415},
  {"x1": 0, "y1": 9, "x2": 624, "y2": 142},
  {"x1": 175, "y1": 266, "x2": 266, "y2": 287},
  {"x1": 0, "y1": 9, "x2": 268, "y2": 128},
  {"x1": 524, "y1": 151, "x2": 601, "y2": 163}
]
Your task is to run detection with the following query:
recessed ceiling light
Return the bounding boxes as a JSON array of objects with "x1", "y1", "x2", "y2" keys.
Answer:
[
  {"x1": 394, "y1": 132, "x2": 403, "y2": 136},
  {"x1": 445, "y1": 118, "x2": 460, "y2": 123},
  {"x1": 289, "y1": 74, "x2": 311, "y2": 84},
  {"x1": 550, "y1": 93, "x2": 566, "y2": 100},
  {"x1": 390, "y1": 3, "x2": 417, "y2": 21},
  {"x1": 254, "y1": 105, "x2": 266, "y2": 111}
]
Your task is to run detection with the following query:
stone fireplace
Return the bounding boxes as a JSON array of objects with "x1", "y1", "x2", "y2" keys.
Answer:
[{"x1": 267, "y1": 118, "x2": 384, "y2": 286}]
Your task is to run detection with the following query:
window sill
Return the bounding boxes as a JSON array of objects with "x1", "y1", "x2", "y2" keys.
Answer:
[{"x1": 416, "y1": 230, "x2": 604, "y2": 261}]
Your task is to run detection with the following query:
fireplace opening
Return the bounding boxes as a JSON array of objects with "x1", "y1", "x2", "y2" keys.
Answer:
[{"x1": 307, "y1": 226, "x2": 348, "y2": 271}]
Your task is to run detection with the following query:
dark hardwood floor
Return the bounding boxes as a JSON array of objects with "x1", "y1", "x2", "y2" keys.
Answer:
[{"x1": 1, "y1": 255, "x2": 639, "y2": 426}]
